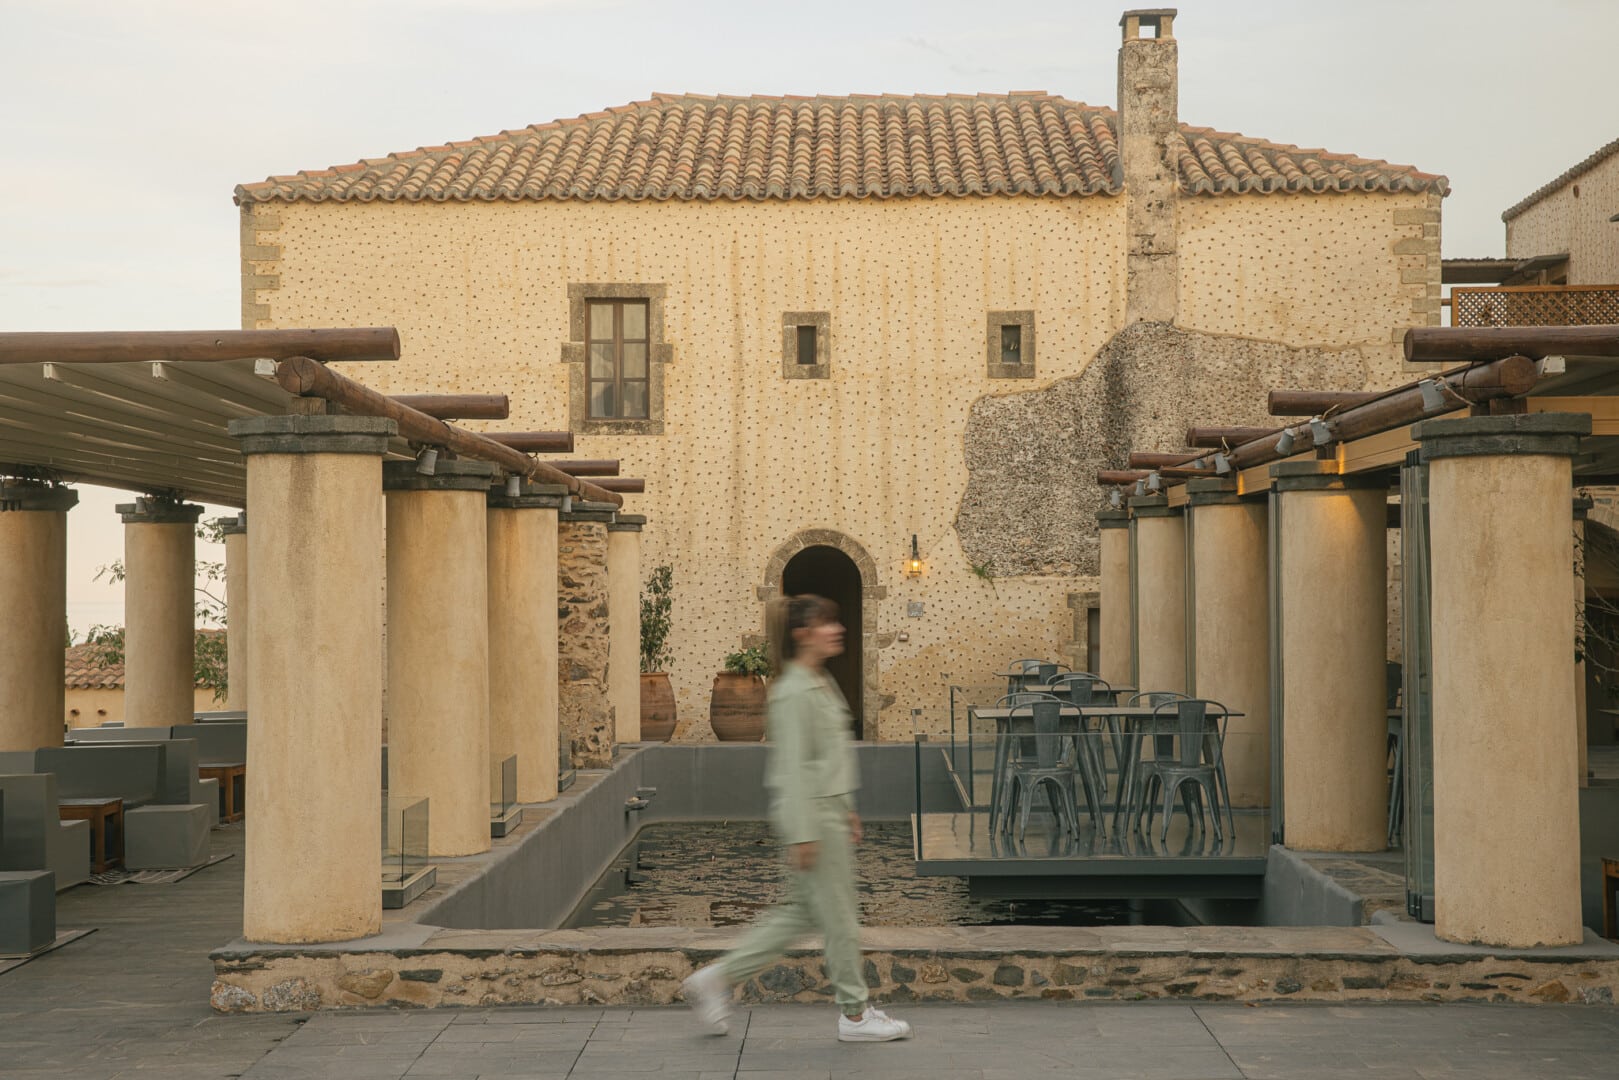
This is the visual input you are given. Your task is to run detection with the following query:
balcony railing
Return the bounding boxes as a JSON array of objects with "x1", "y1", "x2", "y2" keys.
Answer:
[{"x1": 1449, "y1": 284, "x2": 1619, "y2": 328}]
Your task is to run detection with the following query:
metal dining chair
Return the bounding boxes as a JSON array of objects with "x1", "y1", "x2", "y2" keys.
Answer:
[
  {"x1": 1046, "y1": 673, "x2": 1113, "y2": 797},
  {"x1": 988, "y1": 692, "x2": 1062, "y2": 830},
  {"x1": 1000, "y1": 699, "x2": 1095, "y2": 843},
  {"x1": 1118, "y1": 691, "x2": 1191, "y2": 829},
  {"x1": 1004, "y1": 659, "x2": 1068, "y2": 696},
  {"x1": 1137, "y1": 698, "x2": 1232, "y2": 843}
]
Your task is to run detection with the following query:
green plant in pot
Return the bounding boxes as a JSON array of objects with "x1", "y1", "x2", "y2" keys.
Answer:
[
  {"x1": 638, "y1": 564, "x2": 677, "y2": 741},
  {"x1": 710, "y1": 643, "x2": 770, "y2": 741}
]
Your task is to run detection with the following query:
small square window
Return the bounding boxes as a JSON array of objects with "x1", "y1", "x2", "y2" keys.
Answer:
[
  {"x1": 782, "y1": 312, "x2": 830, "y2": 379},
  {"x1": 986, "y1": 310, "x2": 1035, "y2": 378},
  {"x1": 796, "y1": 324, "x2": 818, "y2": 365},
  {"x1": 1000, "y1": 324, "x2": 1022, "y2": 365}
]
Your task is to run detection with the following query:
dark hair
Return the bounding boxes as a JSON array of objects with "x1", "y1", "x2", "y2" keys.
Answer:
[{"x1": 766, "y1": 594, "x2": 839, "y2": 675}]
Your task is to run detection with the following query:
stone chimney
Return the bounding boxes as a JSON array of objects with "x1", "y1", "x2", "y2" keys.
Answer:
[{"x1": 1118, "y1": 9, "x2": 1179, "y2": 324}]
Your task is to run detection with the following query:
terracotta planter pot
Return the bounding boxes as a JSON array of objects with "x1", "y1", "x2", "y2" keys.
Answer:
[
  {"x1": 710, "y1": 673, "x2": 767, "y2": 741},
  {"x1": 639, "y1": 673, "x2": 677, "y2": 742}
]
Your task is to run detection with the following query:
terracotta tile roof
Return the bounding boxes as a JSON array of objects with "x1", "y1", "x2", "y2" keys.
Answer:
[
  {"x1": 65, "y1": 643, "x2": 122, "y2": 690},
  {"x1": 235, "y1": 93, "x2": 1446, "y2": 205},
  {"x1": 1502, "y1": 136, "x2": 1619, "y2": 221}
]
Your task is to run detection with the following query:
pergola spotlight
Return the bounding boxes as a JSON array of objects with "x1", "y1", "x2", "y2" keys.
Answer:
[
  {"x1": 1275, "y1": 429, "x2": 1296, "y2": 456},
  {"x1": 415, "y1": 446, "x2": 439, "y2": 476},
  {"x1": 1108, "y1": 488, "x2": 1124, "y2": 510},
  {"x1": 1309, "y1": 417, "x2": 1331, "y2": 446},
  {"x1": 1146, "y1": 471, "x2": 1162, "y2": 494},
  {"x1": 1133, "y1": 479, "x2": 1146, "y2": 497},
  {"x1": 1419, "y1": 379, "x2": 1446, "y2": 413},
  {"x1": 561, "y1": 495, "x2": 573, "y2": 513},
  {"x1": 504, "y1": 475, "x2": 521, "y2": 497},
  {"x1": 1213, "y1": 452, "x2": 1232, "y2": 476}
]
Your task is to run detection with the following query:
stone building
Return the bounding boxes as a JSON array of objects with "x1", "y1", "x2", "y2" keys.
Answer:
[
  {"x1": 233, "y1": 10, "x2": 1447, "y2": 739},
  {"x1": 1504, "y1": 136, "x2": 1619, "y2": 285}
]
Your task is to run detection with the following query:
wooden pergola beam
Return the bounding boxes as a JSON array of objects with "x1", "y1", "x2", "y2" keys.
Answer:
[
  {"x1": 1097, "y1": 469, "x2": 1151, "y2": 485},
  {"x1": 1127, "y1": 451, "x2": 1200, "y2": 468},
  {"x1": 1405, "y1": 324, "x2": 1619, "y2": 363},
  {"x1": 1268, "y1": 390, "x2": 1379, "y2": 416},
  {"x1": 551, "y1": 460, "x2": 620, "y2": 477},
  {"x1": 591, "y1": 478, "x2": 645, "y2": 493},
  {"x1": 273, "y1": 357, "x2": 622, "y2": 506},
  {"x1": 486, "y1": 431, "x2": 575, "y2": 454},
  {"x1": 392, "y1": 393, "x2": 509, "y2": 420},
  {"x1": 0, "y1": 328, "x2": 401, "y2": 366}
]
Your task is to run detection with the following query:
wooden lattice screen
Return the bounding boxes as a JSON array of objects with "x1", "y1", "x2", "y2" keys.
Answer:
[{"x1": 1451, "y1": 285, "x2": 1619, "y2": 328}]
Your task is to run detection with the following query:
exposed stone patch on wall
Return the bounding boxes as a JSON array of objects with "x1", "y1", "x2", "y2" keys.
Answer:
[
  {"x1": 558, "y1": 517, "x2": 613, "y2": 768},
  {"x1": 211, "y1": 933, "x2": 1619, "y2": 1012},
  {"x1": 955, "y1": 322, "x2": 1375, "y2": 577},
  {"x1": 239, "y1": 205, "x2": 281, "y2": 329}
]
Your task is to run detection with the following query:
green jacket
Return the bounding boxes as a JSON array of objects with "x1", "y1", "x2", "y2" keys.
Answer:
[{"x1": 764, "y1": 662, "x2": 860, "y2": 845}]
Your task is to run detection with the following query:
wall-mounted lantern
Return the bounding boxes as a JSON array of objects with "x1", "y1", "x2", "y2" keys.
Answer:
[{"x1": 905, "y1": 534, "x2": 925, "y2": 578}]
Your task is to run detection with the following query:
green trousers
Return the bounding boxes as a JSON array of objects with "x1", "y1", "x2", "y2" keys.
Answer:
[{"x1": 718, "y1": 795, "x2": 868, "y2": 1012}]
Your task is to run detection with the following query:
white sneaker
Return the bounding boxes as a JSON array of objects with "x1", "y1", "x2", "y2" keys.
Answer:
[
  {"x1": 681, "y1": 963, "x2": 732, "y2": 1035},
  {"x1": 837, "y1": 1006, "x2": 913, "y2": 1042}
]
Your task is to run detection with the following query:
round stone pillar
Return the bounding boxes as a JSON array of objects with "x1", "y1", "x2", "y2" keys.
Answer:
[
  {"x1": 385, "y1": 459, "x2": 495, "y2": 857},
  {"x1": 0, "y1": 482, "x2": 77, "y2": 750},
  {"x1": 607, "y1": 514, "x2": 645, "y2": 745},
  {"x1": 1273, "y1": 461, "x2": 1388, "y2": 851},
  {"x1": 216, "y1": 514, "x2": 249, "y2": 712},
  {"x1": 1418, "y1": 414, "x2": 1589, "y2": 947},
  {"x1": 119, "y1": 496, "x2": 203, "y2": 728},
  {"x1": 558, "y1": 501, "x2": 616, "y2": 769},
  {"x1": 229, "y1": 415, "x2": 394, "y2": 943},
  {"x1": 1186, "y1": 479, "x2": 1270, "y2": 806},
  {"x1": 1129, "y1": 495, "x2": 1186, "y2": 694},
  {"x1": 486, "y1": 481, "x2": 565, "y2": 804},
  {"x1": 1097, "y1": 509, "x2": 1133, "y2": 687}
]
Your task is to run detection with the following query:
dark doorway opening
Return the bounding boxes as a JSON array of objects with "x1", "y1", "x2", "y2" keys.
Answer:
[{"x1": 782, "y1": 544, "x2": 863, "y2": 738}]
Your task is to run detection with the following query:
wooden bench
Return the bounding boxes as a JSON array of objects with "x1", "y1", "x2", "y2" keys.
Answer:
[
  {"x1": 58, "y1": 797, "x2": 123, "y2": 874},
  {"x1": 200, "y1": 763, "x2": 245, "y2": 823}
]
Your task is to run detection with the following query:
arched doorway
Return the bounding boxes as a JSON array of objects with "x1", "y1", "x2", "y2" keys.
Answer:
[{"x1": 782, "y1": 545, "x2": 864, "y2": 736}]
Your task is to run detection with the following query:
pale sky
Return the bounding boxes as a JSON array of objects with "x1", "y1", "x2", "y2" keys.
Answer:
[{"x1": 2, "y1": 0, "x2": 1615, "y2": 631}]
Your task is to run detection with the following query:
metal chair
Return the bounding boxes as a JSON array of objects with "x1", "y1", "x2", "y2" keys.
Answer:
[
  {"x1": 1115, "y1": 691, "x2": 1190, "y2": 827},
  {"x1": 1004, "y1": 659, "x2": 1067, "y2": 696},
  {"x1": 1046, "y1": 674, "x2": 1112, "y2": 796},
  {"x1": 1138, "y1": 699, "x2": 1231, "y2": 843},
  {"x1": 986, "y1": 693, "x2": 1060, "y2": 830},
  {"x1": 1001, "y1": 700, "x2": 1096, "y2": 843}
]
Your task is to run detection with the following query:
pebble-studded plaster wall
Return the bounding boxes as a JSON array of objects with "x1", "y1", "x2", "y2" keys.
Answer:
[
  {"x1": 1507, "y1": 152, "x2": 1619, "y2": 285},
  {"x1": 244, "y1": 190, "x2": 1430, "y2": 739},
  {"x1": 956, "y1": 322, "x2": 1379, "y2": 577}
]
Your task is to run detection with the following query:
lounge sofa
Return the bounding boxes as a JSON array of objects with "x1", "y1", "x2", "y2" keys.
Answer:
[{"x1": 0, "y1": 772, "x2": 90, "y2": 890}]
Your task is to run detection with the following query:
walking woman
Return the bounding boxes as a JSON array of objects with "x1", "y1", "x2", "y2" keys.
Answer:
[{"x1": 682, "y1": 595, "x2": 911, "y2": 1042}]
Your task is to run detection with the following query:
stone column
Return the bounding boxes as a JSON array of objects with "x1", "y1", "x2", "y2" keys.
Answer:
[
  {"x1": 1129, "y1": 495, "x2": 1186, "y2": 694},
  {"x1": 0, "y1": 482, "x2": 77, "y2": 750},
  {"x1": 119, "y1": 495, "x2": 202, "y2": 728},
  {"x1": 1273, "y1": 461, "x2": 1388, "y2": 851},
  {"x1": 216, "y1": 513, "x2": 249, "y2": 712},
  {"x1": 1097, "y1": 509, "x2": 1133, "y2": 687},
  {"x1": 558, "y1": 501, "x2": 616, "y2": 768},
  {"x1": 1186, "y1": 479, "x2": 1270, "y2": 806},
  {"x1": 607, "y1": 514, "x2": 646, "y2": 745},
  {"x1": 229, "y1": 415, "x2": 394, "y2": 943},
  {"x1": 385, "y1": 459, "x2": 495, "y2": 857},
  {"x1": 486, "y1": 481, "x2": 566, "y2": 804},
  {"x1": 1418, "y1": 414, "x2": 1588, "y2": 947}
]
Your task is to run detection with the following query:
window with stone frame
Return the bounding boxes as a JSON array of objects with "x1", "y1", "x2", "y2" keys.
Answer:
[
  {"x1": 561, "y1": 284, "x2": 672, "y2": 435},
  {"x1": 781, "y1": 311, "x2": 830, "y2": 379},
  {"x1": 986, "y1": 310, "x2": 1036, "y2": 378}
]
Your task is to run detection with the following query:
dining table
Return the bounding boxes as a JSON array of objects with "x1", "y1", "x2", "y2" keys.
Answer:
[{"x1": 969, "y1": 702, "x2": 1242, "y2": 832}]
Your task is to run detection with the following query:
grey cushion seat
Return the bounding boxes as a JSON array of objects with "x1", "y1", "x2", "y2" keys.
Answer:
[{"x1": 0, "y1": 773, "x2": 89, "y2": 890}]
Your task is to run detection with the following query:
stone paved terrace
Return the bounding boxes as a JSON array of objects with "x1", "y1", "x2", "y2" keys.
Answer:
[{"x1": 5, "y1": 825, "x2": 1619, "y2": 1078}]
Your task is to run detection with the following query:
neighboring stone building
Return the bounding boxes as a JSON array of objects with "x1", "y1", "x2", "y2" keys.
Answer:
[
  {"x1": 233, "y1": 10, "x2": 1447, "y2": 739},
  {"x1": 1504, "y1": 136, "x2": 1619, "y2": 285},
  {"x1": 63, "y1": 636, "x2": 221, "y2": 730}
]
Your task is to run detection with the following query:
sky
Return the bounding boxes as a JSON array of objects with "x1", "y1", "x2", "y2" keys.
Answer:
[{"x1": 2, "y1": 0, "x2": 1615, "y2": 631}]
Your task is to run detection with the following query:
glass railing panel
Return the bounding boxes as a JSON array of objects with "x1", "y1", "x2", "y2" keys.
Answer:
[
  {"x1": 491, "y1": 754, "x2": 517, "y2": 819},
  {"x1": 382, "y1": 794, "x2": 429, "y2": 885}
]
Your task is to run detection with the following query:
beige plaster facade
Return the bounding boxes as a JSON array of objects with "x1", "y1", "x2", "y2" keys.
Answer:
[
  {"x1": 245, "y1": 186, "x2": 1433, "y2": 737},
  {"x1": 65, "y1": 687, "x2": 218, "y2": 730},
  {"x1": 1505, "y1": 144, "x2": 1619, "y2": 284}
]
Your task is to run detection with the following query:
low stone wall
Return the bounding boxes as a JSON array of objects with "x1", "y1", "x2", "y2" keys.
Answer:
[{"x1": 211, "y1": 924, "x2": 1619, "y2": 1012}]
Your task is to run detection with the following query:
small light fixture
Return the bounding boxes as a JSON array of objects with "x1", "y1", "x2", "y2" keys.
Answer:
[
  {"x1": 415, "y1": 446, "x2": 438, "y2": 476},
  {"x1": 1108, "y1": 488, "x2": 1124, "y2": 509},
  {"x1": 561, "y1": 495, "x2": 573, "y2": 514},
  {"x1": 905, "y1": 534, "x2": 925, "y2": 578},
  {"x1": 1214, "y1": 452, "x2": 1232, "y2": 476},
  {"x1": 1275, "y1": 429, "x2": 1296, "y2": 456},
  {"x1": 1146, "y1": 472, "x2": 1162, "y2": 494},
  {"x1": 1418, "y1": 378, "x2": 1446, "y2": 413},
  {"x1": 1134, "y1": 479, "x2": 1146, "y2": 497},
  {"x1": 1308, "y1": 417, "x2": 1332, "y2": 446},
  {"x1": 504, "y1": 475, "x2": 521, "y2": 497}
]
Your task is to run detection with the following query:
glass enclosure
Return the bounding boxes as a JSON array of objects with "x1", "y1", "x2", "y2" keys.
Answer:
[
  {"x1": 492, "y1": 754, "x2": 517, "y2": 820},
  {"x1": 381, "y1": 795, "x2": 429, "y2": 888},
  {"x1": 1401, "y1": 453, "x2": 1436, "y2": 921}
]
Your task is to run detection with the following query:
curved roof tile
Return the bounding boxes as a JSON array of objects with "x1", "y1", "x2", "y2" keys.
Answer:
[{"x1": 235, "y1": 93, "x2": 1447, "y2": 205}]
